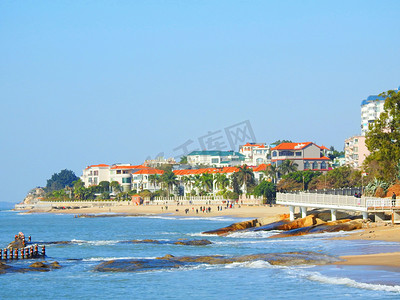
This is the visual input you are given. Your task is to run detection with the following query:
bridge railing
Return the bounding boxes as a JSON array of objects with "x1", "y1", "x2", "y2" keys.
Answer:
[
  {"x1": 277, "y1": 192, "x2": 366, "y2": 208},
  {"x1": 277, "y1": 193, "x2": 398, "y2": 211}
]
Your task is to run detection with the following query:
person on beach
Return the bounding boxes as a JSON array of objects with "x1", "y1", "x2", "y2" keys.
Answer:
[{"x1": 392, "y1": 192, "x2": 396, "y2": 207}]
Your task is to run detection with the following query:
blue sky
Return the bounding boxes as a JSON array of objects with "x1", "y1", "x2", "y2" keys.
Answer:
[{"x1": 1, "y1": 0, "x2": 399, "y2": 203}]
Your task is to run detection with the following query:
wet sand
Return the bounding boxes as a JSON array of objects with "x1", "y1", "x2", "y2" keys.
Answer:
[{"x1": 337, "y1": 252, "x2": 400, "y2": 268}]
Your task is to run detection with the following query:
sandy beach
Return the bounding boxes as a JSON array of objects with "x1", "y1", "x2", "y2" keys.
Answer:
[{"x1": 28, "y1": 204, "x2": 289, "y2": 220}]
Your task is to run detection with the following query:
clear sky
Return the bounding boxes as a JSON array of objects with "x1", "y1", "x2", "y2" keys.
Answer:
[{"x1": 1, "y1": 0, "x2": 399, "y2": 204}]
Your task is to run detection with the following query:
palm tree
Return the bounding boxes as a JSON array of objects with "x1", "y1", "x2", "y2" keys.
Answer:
[
  {"x1": 215, "y1": 173, "x2": 230, "y2": 191},
  {"x1": 278, "y1": 160, "x2": 298, "y2": 176},
  {"x1": 160, "y1": 171, "x2": 179, "y2": 196},
  {"x1": 263, "y1": 164, "x2": 280, "y2": 184},
  {"x1": 148, "y1": 174, "x2": 161, "y2": 190},
  {"x1": 200, "y1": 173, "x2": 213, "y2": 193},
  {"x1": 110, "y1": 181, "x2": 122, "y2": 194},
  {"x1": 237, "y1": 165, "x2": 255, "y2": 194},
  {"x1": 180, "y1": 176, "x2": 191, "y2": 195}
]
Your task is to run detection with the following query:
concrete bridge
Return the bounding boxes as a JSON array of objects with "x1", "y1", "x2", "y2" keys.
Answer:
[{"x1": 276, "y1": 192, "x2": 400, "y2": 223}]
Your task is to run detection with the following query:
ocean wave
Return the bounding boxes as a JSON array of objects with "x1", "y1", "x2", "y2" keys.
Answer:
[
  {"x1": 305, "y1": 271, "x2": 400, "y2": 293},
  {"x1": 70, "y1": 239, "x2": 120, "y2": 246}
]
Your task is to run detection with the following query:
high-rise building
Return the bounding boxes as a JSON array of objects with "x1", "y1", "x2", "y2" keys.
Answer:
[{"x1": 361, "y1": 86, "x2": 400, "y2": 136}]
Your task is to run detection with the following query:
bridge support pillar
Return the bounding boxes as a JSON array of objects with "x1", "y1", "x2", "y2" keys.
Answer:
[
  {"x1": 289, "y1": 206, "x2": 295, "y2": 221},
  {"x1": 374, "y1": 212, "x2": 386, "y2": 222},
  {"x1": 331, "y1": 209, "x2": 337, "y2": 221},
  {"x1": 393, "y1": 211, "x2": 400, "y2": 223},
  {"x1": 362, "y1": 212, "x2": 368, "y2": 220},
  {"x1": 300, "y1": 207, "x2": 307, "y2": 218}
]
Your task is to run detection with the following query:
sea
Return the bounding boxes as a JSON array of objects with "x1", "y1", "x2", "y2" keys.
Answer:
[{"x1": 1, "y1": 210, "x2": 400, "y2": 299}]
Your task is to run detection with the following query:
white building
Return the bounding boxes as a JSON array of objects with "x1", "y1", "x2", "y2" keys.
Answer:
[
  {"x1": 81, "y1": 164, "x2": 110, "y2": 187},
  {"x1": 131, "y1": 169, "x2": 164, "y2": 192},
  {"x1": 239, "y1": 143, "x2": 271, "y2": 166},
  {"x1": 187, "y1": 150, "x2": 245, "y2": 167},
  {"x1": 361, "y1": 86, "x2": 400, "y2": 136}
]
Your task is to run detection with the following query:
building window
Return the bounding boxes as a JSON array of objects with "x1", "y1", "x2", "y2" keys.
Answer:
[
  {"x1": 304, "y1": 162, "x2": 310, "y2": 169},
  {"x1": 312, "y1": 162, "x2": 318, "y2": 169},
  {"x1": 94, "y1": 170, "x2": 99, "y2": 176},
  {"x1": 321, "y1": 162, "x2": 326, "y2": 169},
  {"x1": 272, "y1": 151, "x2": 277, "y2": 157},
  {"x1": 296, "y1": 152, "x2": 301, "y2": 156},
  {"x1": 117, "y1": 170, "x2": 121, "y2": 174},
  {"x1": 94, "y1": 177, "x2": 98, "y2": 184},
  {"x1": 88, "y1": 177, "x2": 93, "y2": 183},
  {"x1": 212, "y1": 158, "x2": 219, "y2": 164},
  {"x1": 122, "y1": 177, "x2": 131, "y2": 184},
  {"x1": 279, "y1": 151, "x2": 294, "y2": 156}
]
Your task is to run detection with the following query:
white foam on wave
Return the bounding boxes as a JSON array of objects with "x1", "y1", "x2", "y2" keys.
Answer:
[
  {"x1": 228, "y1": 230, "x2": 282, "y2": 239},
  {"x1": 140, "y1": 215, "x2": 241, "y2": 222},
  {"x1": 70, "y1": 239, "x2": 120, "y2": 246},
  {"x1": 83, "y1": 256, "x2": 156, "y2": 262},
  {"x1": 305, "y1": 271, "x2": 400, "y2": 293}
]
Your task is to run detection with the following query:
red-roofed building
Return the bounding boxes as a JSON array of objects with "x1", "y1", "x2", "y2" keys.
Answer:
[
  {"x1": 271, "y1": 142, "x2": 331, "y2": 172},
  {"x1": 131, "y1": 169, "x2": 164, "y2": 192},
  {"x1": 239, "y1": 143, "x2": 271, "y2": 166},
  {"x1": 81, "y1": 164, "x2": 110, "y2": 187}
]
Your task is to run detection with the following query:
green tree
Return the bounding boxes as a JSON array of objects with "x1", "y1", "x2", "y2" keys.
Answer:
[
  {"x1": 278, "y1": 160, "x2": 298, "y2": 176},
  {"x1": 46, "y1": 169, "x2": 79, "y2": 192},
  {"x1": 365, "y1": 89, "x2": 400, "y2": 181},
  {"x1": 179, "y1": 156, "x2": 188, "y2": 164},
  {"x1": 262, "y1": 164, "x2": 280, "y2": 183},
  {"x1": 148, "y1": 174, "x2": 161, "y2": 189},
  {"x1": 110, "y1": 181, "x2": 122, "y2": 194},
  {"x1": 254, "y1": 181, "x2": 276, "y2": 204},
  {"x1": 271, "y1": 140, "x2": 292, "y2": 145},
  {"x1": 200, "y1": 173, "x2": 213, "y2": 192},
  {"x1": 160, "y1": 171, "x2": 179, "y2": 196},
  {"x1": 328, "y1": 146, "x2": 344, "y2": 160},
  {"x1": 215, "y1": 173, "x2": 230, "y2": 190},
  {"x1": 281, "y1": 170, "x2": 322, "y2": 190},
  {"x1": 231, "y1": 172, "x2": 242, "y2": 194},
  {"x1": 98, "y1": 181, "x2": 110, "y2": 192},
  {"x1": 237, "y1": 165, "x2": 255, "y2": 193}
]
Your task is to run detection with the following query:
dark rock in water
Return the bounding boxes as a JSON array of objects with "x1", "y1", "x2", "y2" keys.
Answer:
[
  {"x1": 123, "y1": 239, "x2": 212, "y2": 246},
  {"x1": 7, "y1": 239, "x2": 25, "y2": 249},
  {"x1": 94, "y1": 258, "x2": 186, "y2": 272},
  {"x1": 29, "y1": 261, "x2": 51, "y2": 271},
  {"x1": 0, "y1": 261, "x2": 62, "y2": 274},
  {"x1": 127, "y1": 239, "x2": 161, "y2": 244},
  {"x1": 42, "y1": 241, "x2": 73, "y2": 245},
  {"x1": 94, "y1": 251, "x2": 339, "y2": 272},
  {"x1": 49, "y1": 261, "x2": 62, "y2": 269},
  {"x1": 0, "y1": 262, "x2": 12, "y2": 274},
  {"x1": 173, "y1": 239, "x2": 212, "y2": 246}
]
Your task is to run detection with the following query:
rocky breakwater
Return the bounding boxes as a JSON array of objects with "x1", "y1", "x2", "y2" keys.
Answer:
[
  {"x1": 0, "y1": 261, "x2": 61, "y2": 274},
  {"x1": 203, "y1": 210, "x2": 363, "y2": 238},
  {"x1": 203, "y1": 214, "x2": 324, "y2": 235},
  {"x1": 94, "y1": 251, "x2": 340, "y2": 272},
  {"x1": 269, "y1": 219, "x2": 363, "y2": 238}
]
